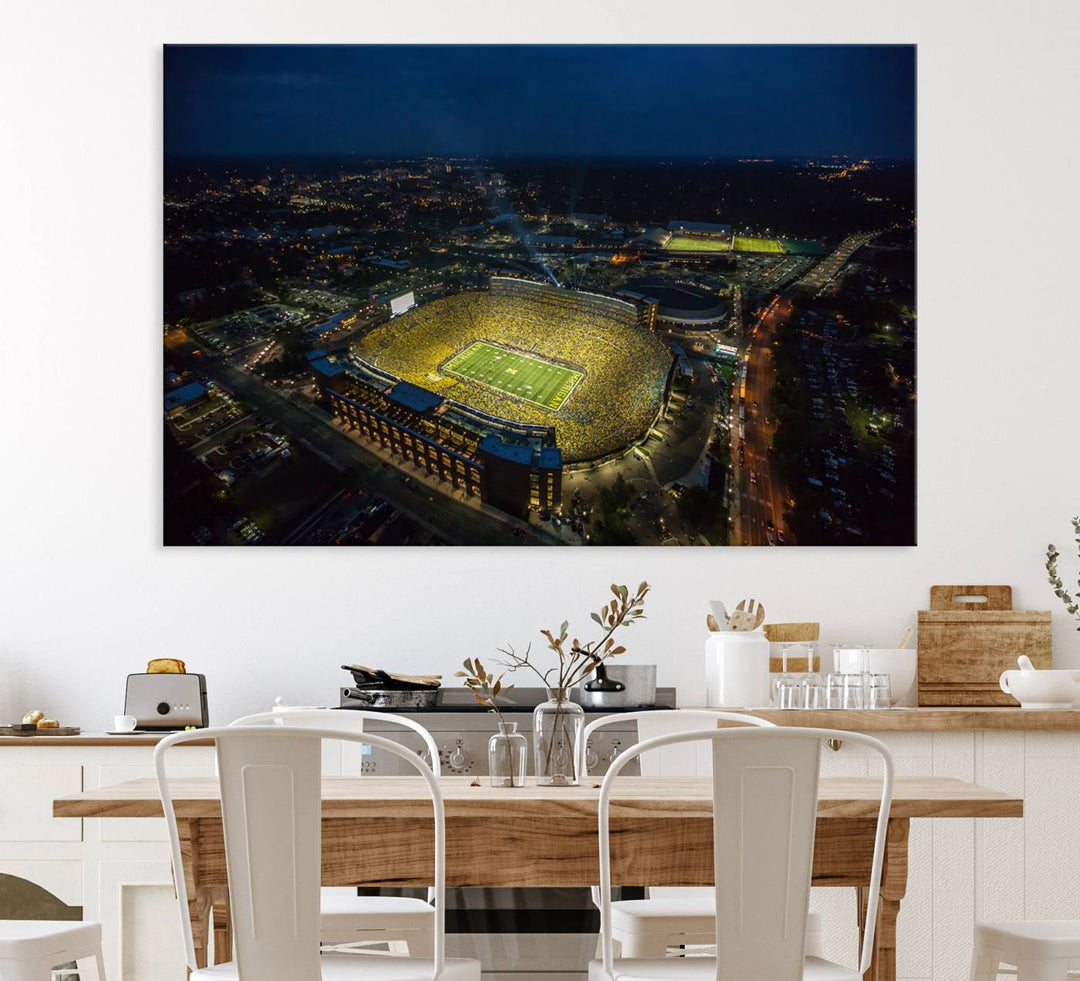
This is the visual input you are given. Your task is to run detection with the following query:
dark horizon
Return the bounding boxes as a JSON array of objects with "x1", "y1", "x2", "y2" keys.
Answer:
[
  {"x1": 164, "y1": 45, "x2": 916, "y2": 161},
  {"x1": 164, "y1": 152, "x2": 917, "y2": 166}
]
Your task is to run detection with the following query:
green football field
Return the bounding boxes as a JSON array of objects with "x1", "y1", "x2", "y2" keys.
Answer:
[
  {"x1": 733, "y1": 235, "x2": 786, "y2": 254},
  {"x1": 443, "y1": 341, "x2": 583, "y2": 411},
  {"x1": 664, "y1": 235, "x2": 732, "y2": 252}
]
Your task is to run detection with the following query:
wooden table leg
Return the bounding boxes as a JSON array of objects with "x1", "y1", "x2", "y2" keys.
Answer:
[
  {"x1": 857, "y1": 818, "x2": 909, "y2": 981},
  {"x1": 186, "y1": 889, "x2": 211, "y2": 972},
  {"x1": 211, "y1": 886, "x2": 232, "y2": 964},
  {"x1": 174, "y1": 816, "x2": 212, "y2": 968}
]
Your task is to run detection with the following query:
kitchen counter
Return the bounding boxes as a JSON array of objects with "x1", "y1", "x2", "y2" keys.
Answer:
[{"x1": 683, "y1": 705, "x2": 1080, "y2": 730}]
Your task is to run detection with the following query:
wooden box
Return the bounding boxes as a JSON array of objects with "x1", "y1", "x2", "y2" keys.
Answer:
[{"x1": 917, "y1": 585, "x2": 1052, "y2": 706}]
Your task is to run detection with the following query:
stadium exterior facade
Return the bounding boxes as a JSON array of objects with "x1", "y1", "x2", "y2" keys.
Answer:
[{"x1": 310, "y1": 353, "x2": 562, "y2": 519}]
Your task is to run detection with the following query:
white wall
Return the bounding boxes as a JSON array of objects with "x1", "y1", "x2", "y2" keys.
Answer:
[{"x1": 1, "y1": 0, "x2": 1079, "y2": 728}]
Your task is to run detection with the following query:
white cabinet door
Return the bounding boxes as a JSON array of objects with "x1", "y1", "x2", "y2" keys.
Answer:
[
  {"x1": 98, "y1": 860, "x2": 186, "y2": 981},
  {"x1": 0, "y1": 766, "x2": 82, "y2": 841}
]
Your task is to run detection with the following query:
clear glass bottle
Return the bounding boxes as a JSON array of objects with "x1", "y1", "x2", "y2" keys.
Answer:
[
  {"x1": 533, "y1": 687, "x2": 584, "y2": 786},
  {"x1": 488, "y1": 721, "x2": 528, "y2": 788}
]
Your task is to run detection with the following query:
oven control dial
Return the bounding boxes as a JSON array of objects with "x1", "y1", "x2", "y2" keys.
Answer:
[
  {"x1": 584, "y1": 745, "x2": 600, "y2": 770},
  {"x1": 447, "y1": 745, "x2": 471, "y2": 772}
]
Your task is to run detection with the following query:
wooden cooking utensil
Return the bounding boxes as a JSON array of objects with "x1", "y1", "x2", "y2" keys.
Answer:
[
  {"x1": 730, "y1": 599, "x2": 765, "y2": 631},
  {"x1": 706, "y1": 614, "x2": 722, "y2": 632},
  {"x1": 708, "y1": 601, "x2": 730, "y2": 629}
]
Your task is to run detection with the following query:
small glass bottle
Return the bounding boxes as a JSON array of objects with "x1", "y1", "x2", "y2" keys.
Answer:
[
  {"x1": 488, "y1": 721, "x2": 528, "y2": 788},
  {"x1": 533, "y1": 687, "x2": 584, "y2": 786}
]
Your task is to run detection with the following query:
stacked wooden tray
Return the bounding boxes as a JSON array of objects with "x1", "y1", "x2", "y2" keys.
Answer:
[{"x1": 917, "y1": 585, "x2": 1052, "y2": 706}]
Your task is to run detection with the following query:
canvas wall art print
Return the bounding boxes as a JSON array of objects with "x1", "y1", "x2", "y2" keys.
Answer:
[{"x1": 164, "y1": 44, "x2": 915, "y2": 546}]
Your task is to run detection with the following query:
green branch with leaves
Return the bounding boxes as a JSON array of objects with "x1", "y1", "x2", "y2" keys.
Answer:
[
  {"x1": 1047, "y1": 517, "x2": 1080, "y2": 629},
  {"x1": 495, "y1": 581, "x2": 651, "y2": 691},
  {"x1": 456, "y1": 657, "x2": 514, "y2": 723}
]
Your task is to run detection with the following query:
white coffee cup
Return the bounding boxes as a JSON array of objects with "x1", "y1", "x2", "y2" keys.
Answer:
[{"x1": 114, "y1": 715, "x2": 138, "y2": 732}]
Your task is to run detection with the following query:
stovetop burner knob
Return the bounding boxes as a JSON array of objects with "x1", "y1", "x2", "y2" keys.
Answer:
[{"x1": 447, "y1": 746, "x2": 471, "y2": 771}]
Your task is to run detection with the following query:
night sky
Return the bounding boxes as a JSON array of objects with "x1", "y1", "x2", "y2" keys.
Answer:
[{"x1": 164, "y1": 45, "x2": 915, "y2": 161}]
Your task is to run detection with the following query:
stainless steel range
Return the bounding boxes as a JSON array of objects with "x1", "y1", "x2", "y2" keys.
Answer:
[{"x1": 336, "y1": 685, "x2": 677, "y2": 981}]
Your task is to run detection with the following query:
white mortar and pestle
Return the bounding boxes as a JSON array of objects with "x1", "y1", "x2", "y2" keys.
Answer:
[{"x1": 999, "y1": 655, "x2": 1080, "y2": 709}]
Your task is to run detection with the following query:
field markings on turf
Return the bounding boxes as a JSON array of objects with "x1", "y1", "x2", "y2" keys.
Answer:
[{"x1": 444, "y1": 341, "x2": 583, "y2": 412}]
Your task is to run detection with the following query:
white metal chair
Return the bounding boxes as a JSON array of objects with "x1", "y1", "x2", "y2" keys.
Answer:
[
  {"x1": 0, "y1": 921, "x2": 104, "y2": 981},
  {"x1": 230, "y1": 708, "x2": 438, "y2": 955},
  {"x1": 155, "y1": 725, "x2": 480, "y2": 981},
  {"x1": 579, "y1": 710, "x2": 822, "y2": 959},
  {"x1": 969, "y1": 921, "x2": 1080, "y2": 980},
  {"x1": 589, "y1": 726, "x2": 894, "y2": 981}
]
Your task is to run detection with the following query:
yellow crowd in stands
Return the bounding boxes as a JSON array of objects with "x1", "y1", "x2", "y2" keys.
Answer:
[{"x1": 353, "y1": 287, "x2": 672, "y2": 462}]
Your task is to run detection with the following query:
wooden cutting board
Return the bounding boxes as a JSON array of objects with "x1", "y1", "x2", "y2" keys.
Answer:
[
  {"x1": 0, "y1": 726, "x2": 81, "y2": 737},
  {"x1": 764, "y1": 623, "x2": 821, "y2": 672},
  {"x1": 917, "y1": 585, "x2": 1052, "y2": 705}
]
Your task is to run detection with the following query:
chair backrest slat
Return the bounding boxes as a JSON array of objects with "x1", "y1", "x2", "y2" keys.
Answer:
[
  {"x1": 216, "y1": 730, "x2": 323, "y2": 980},
  {"x1": 155, "y1": 725, "x2": 446, "y2": 981},
  {"x1": 594, "y1": 726, "x2": 893, "y2": 981},
  {"x1": 712, "y1": 732, "x2": 822, "y2": 977}
]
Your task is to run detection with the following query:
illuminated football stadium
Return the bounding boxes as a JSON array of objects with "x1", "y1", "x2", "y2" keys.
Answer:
[
  {"x1": 310, "y1": 278, "x2": 673, "y2": 518},
  {"x1": 352, "y1": 278, "x2": 673, "y2": 464}
]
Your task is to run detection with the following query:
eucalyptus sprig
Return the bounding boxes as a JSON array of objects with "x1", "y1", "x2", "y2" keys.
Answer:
[
  {"x1": 1046, "y1": 516, "x2": 1080, "y2": 628},
  {"x1": 495, "y1": 581, "x2": 651, "y2": 690},
  {"x1": 456, "y1": 657, "x2": 514, "y2": 722}
]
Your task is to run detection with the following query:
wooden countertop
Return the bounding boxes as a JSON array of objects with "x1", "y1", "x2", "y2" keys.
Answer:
[
  {"x1": 685, "y1": 707, "x2": 1080, "y2": 731},
  {"x1": 53, "y1": 774, "x2": 1023, "y2": 821},
  {"x1": 6, "y1": 706, "x2": 1080, "y2": 745}
]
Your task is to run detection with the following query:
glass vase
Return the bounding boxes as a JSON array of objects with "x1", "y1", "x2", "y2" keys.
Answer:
[
  {"x1": 488, "y1": 721, "x2": 528, "y2": 788},
  {"x1": 533, "y1": 687, "x2": 584, "y2": 786}
]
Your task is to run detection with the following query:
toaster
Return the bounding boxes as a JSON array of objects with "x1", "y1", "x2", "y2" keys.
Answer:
[{"x1": 124, "y1": 673, "x2": 209, "y2": 730}]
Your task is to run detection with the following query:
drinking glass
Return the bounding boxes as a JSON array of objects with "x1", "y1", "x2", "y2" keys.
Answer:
[
  {"x1": 868, "y1": 674, "x2": 893, "y2": 710},
  {"x1": 791, "y1": 641, "x2": 819, "y2": 674},
  {"x1": 775, "y1": 676, "x2": 803, "y2": 709},
  {"x1": 825, "y1": 673, "x2": 846, "y2": 709},
  {"x1": 841, "y1": 673, "x2": 866, "y2": 709},
  {"x1": 772, "y1": 645, "x2": 798, "y2": 706},
  {"x1": 801, "y1": 674, "x2": 826, "y2": 709}
]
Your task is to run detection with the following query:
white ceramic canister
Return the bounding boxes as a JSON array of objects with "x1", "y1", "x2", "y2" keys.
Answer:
[{"x1": 704, "y1": 630, "x2": 771, "y2": 707}]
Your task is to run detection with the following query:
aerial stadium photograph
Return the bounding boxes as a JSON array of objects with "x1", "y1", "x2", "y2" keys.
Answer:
[{"x1": 163, "y1": 44, "x2": 916, "y2": 546}]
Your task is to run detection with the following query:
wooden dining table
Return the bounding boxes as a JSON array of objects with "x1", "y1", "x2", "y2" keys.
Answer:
[{"x1": 54, "y1": 775, "x2": 1022, "y2": 981}]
